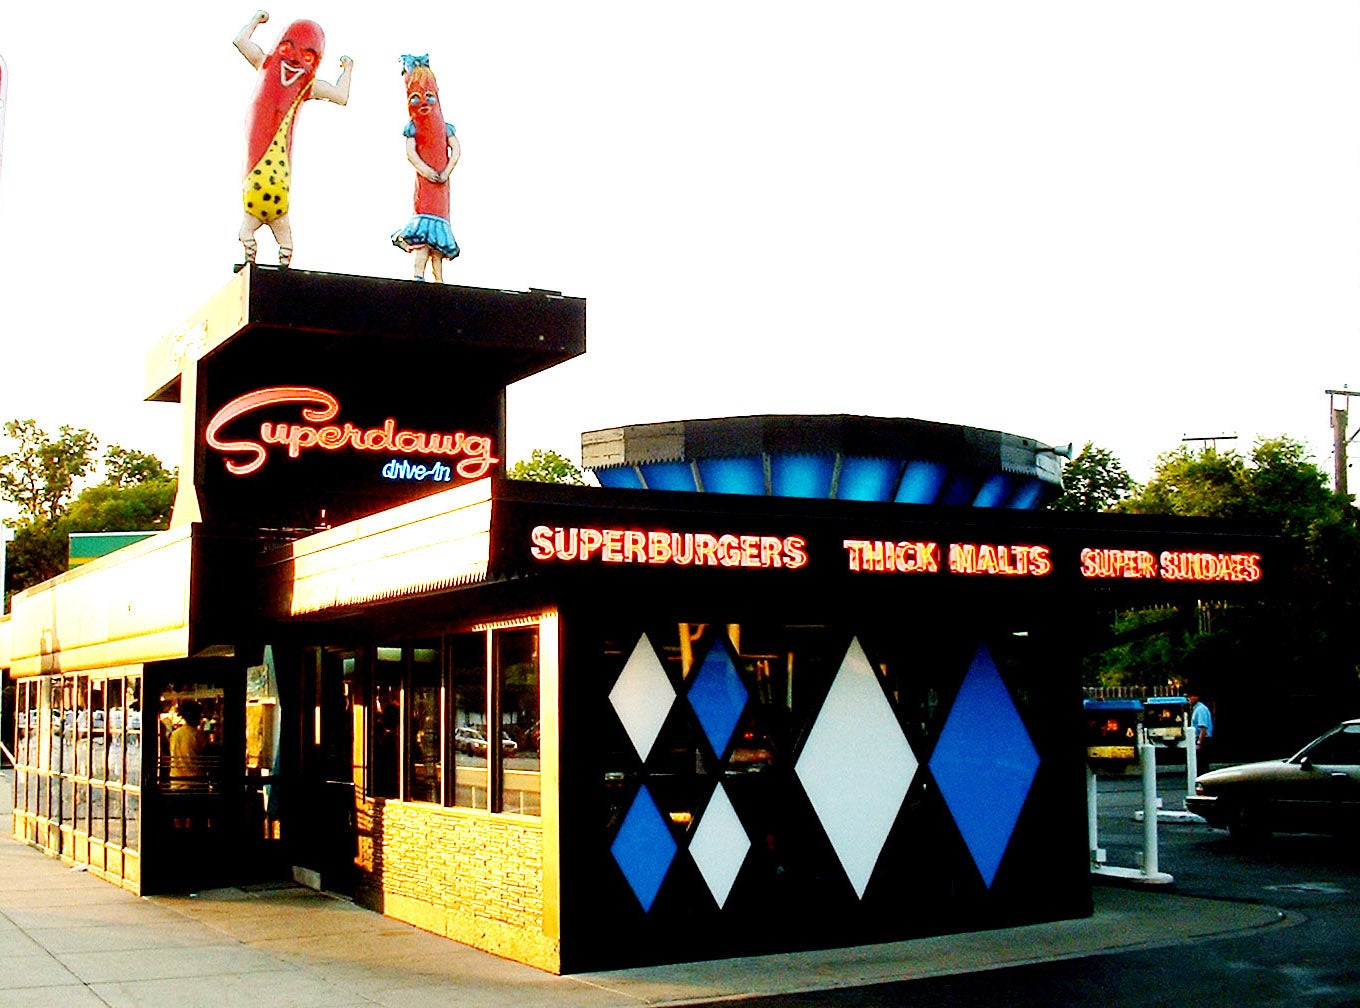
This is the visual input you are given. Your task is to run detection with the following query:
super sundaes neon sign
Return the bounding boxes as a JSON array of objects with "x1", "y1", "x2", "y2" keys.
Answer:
[
  {"x1": 204, "y1": 385, "x2": 498, "y2": 478},
  {"x1": 1079, "y1": 547, "x2": 1262, "y2": 583}
]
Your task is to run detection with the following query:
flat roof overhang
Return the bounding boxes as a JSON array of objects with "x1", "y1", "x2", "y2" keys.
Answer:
[
  {"x1": 145, "y1": 266, "x2": 587, "y2": 403},
  {"x1": 4, "y1": 525, "x2": 196, "y2": 677}
]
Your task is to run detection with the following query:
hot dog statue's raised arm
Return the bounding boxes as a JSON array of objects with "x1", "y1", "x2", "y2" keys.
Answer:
[{"x1": 234, "y1": 10, "x2": 352, "y2": 267}]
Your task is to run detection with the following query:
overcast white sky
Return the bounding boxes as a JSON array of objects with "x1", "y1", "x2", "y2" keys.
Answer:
[{"x1": 1, "y1": 2, "x2": 1357, "y2": 501}]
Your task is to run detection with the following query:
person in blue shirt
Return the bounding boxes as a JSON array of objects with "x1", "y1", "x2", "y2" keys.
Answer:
[{"x1": 1187, "y1": 691, "x2": 1214, "y2": 765}]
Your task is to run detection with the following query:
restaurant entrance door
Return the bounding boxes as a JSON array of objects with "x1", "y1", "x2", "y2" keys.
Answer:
[
  {"x1": 293, "y1": 646, "x2": 360, "y2": 896},
  {"x1": 140, "y1": 658, "x2": 240, "y2": 894}
]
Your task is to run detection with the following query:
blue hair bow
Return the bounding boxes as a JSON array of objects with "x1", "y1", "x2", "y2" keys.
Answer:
[{"x1": 400, "y1": 54, "x2": 431, "y2": 74}]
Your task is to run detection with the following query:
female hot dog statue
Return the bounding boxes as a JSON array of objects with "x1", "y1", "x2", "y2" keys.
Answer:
[{"x1": 391, "y1": 54, "x2": 460, "y2": 281}]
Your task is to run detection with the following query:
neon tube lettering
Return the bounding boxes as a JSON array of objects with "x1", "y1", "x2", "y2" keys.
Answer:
[
  {"x1": 1079, "y1": 548, "x2": 1158, "y2": 579},
  {"x1": 530, "y1": 526, "x2": 809, "y2": 570},
  {"x1": 1159, "y1": 551, "x2": 1262, "y2": 583},
  {"x1": 843, "y1": 539, "x2": 941, "y2": 573},
  {"x1": 205, "y1": 385, "x2": 498, "y2": 478},
  {"x1": 947, "y1": 543, "x2": 1052, "y2": 577}
]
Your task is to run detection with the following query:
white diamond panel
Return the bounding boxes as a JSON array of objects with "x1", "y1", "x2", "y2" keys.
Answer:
[
  {"x1": 689, "y1": 783, "x2": 750, "y2": 908},
  {"x1": 608, "y1": 634, "x2": 676, "y2": 761},
  {"x1": 794, "y1": 637, "x2": 918, "y2": 898}
]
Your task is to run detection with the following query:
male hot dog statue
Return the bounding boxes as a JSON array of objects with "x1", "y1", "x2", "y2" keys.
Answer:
[{"x1": 234, "y1": 11, "x2": 352, "y2": 267}]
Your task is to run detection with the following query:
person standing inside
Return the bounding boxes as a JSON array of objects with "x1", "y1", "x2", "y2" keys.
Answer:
[{"x1": 169, "y1": 700, "x2": 210, "y2": 790}]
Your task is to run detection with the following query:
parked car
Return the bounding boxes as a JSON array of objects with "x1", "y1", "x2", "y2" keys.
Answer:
[
  {"x1": 453, "y1": 727, "x2": 518, "y2": 756},
  {"x1": 454, "y1": 727, "x2": 490, "y2": 755},
  {"x1": 1186, "y1": 718, "x2": 1360, "y2": 840}
]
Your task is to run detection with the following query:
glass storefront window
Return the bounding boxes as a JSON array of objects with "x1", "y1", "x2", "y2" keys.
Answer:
[
  {"x1": 16, "y1": 681, "x2": 31, "y2": 813},
  {"x1": 372, "y1": 648, "x2": 403, "y2": 799},
  {"x1": 107, "y1": 678, "x2": 125, "y2": 785},
  {"x1": 366, "y1": 623, "x2": 543, "y2": 817},
  {"x1": 125, "y1": 676, "x2": 142, "y2": 789},
  {"x1": 496, "y1": 627, "x2": 540, "y2": 816},
  {"x1": 407, "y1": 646, "x2": 442, "y2": 803},
  {"x1": 45, "y1": 679, "x2": 61, "y2": 821},
  {"x1": 60, "y1": 776, "x2": 75, "y2": 827},
  {"x1": 91, "y1": 784, "x2": 106, "y2": 842},
  {"x1": 11, "y1": 670, "x2": 148, "y2": 873},
  {"x1": 107, "y1": 788, "x2": 124, "y2": 849},
  {"x1": 156, "y1": 679, "x2": 225, "y2": 794},
  {"x1": 450, "y1": 633, "x2": 489, "y2": 810},
  {"x1": 124, "y1": 791, "x2": 140, "y2": 852}
]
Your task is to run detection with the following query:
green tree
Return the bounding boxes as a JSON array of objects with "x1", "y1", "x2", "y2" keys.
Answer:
[
  {"x1": 64, "y1": 477, "x2": 176, "y2": 532},
  {"x1": 1117, "y1": 445, "x2": 1249, "y2": 519},
  {"x1": 1092, "y1": 437, "x2": 1360, "y2": 754},
  {"x1": 507, "y1": 448, "x2": 585, "y2": 485},
  {"x1": 1118, "y1": 437, "x2": 1343, "y2": 533},
  {"x1": 1050, "y1": 442, "x2": 1134, "y2": 512},
  {"x1": 2, "y1": 422, "x2": 176, "y2": 601},
  {"x1": 103, "y1": 445, "x2": 173, "y2": 488},
  {"x1": 0, "y1": 419, "x2": 99, "y2": 525},
  {"x1": 4, "y1": 521, "x2": 70, "y2": 595}
]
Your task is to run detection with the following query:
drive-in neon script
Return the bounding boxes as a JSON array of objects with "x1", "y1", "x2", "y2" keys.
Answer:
[{"x1": 204, "y1": 385, "x2": 498, "y2": 478}]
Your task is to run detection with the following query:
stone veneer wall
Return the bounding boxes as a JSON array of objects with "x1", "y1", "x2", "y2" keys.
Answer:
[{"x1": 354, "y1": 796, "x2": 559, "y2": 972}]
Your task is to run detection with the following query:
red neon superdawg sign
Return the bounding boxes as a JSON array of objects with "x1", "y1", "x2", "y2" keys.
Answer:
[{"x1": 205, "y1": 385, "x2": 498, "y2": 478}]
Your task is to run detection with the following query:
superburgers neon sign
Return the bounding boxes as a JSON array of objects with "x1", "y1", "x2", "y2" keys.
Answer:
[
  {"x1": 528, "y1": 527, "x2": 1265, "y2": 585},
  {"x1": 205, "y1": 385, "x2": 498, "y2": 479}
]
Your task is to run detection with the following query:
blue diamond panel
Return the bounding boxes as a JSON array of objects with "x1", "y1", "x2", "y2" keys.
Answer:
[
  {"x1": 595, "y1": 466, "x2": 645, "y2": 490},
  {"x1": 610, "y1": 785, "x2": 678, "y2": 911},
  {"x1": 972, "y1": 474, "x2": 1011, "y2": 508},
  {"x1": 836, "y1": 456, "x2": 900, "y2": 502},
  {"x1": 688, "y1": 643, "x2": 749, "y2": 758},
  {"x1": 895, "y1": 460, "x2": 949, "y2": 504},
  {"x1": 1007, "y1": 477, "x2": 1045, "y2": 509},
  {"x1": 928, "y1": 644, "x2": 1040, "y2": 888},
  {"x1": 770, "y1": 453, "x2": 835, "y2": 498},
  {"x1": 938, "y1": 472, "x2": 980, "y2": 507},
  {"x1": 639, "y1": 460, "x2": 698, "y2": 492},
  {"x1": 697, "y1": 456, "x2": 766, "y2": 495}
]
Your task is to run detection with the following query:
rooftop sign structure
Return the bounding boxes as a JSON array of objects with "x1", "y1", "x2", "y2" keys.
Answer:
[{"x1": 146, "y1": 266, "x2": 585, "y2": 529}]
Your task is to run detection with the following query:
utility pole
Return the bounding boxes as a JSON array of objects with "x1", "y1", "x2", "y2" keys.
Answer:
[{"x1": 1326, "y1": 388, "x2": 1360, "y2": 498}]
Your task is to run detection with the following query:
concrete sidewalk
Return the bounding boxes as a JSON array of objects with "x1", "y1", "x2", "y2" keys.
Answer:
[{"x1": 0, "y1": 770, "x2": 1287, "y2": 1008}]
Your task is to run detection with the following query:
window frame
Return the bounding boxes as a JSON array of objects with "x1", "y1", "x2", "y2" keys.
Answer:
[{"x1": 367, "y1": 619, "x2": 543, "y2": 817}]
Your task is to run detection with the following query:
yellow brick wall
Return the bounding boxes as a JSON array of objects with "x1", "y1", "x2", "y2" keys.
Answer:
[{"x1": 354, "y1": 797, "x2": 560, "y2": 972}]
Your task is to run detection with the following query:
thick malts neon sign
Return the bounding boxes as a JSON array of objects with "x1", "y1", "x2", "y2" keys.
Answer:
[{"x1": 205, "y1": 385, "x2": 497, "y2": 478}]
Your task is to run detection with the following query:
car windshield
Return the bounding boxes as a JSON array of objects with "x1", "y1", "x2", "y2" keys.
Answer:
[{"x1": 1293, "y1": 723, "x2": 1360, "y2": 765}]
